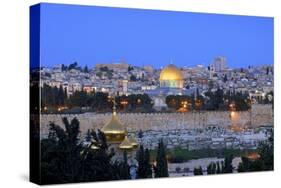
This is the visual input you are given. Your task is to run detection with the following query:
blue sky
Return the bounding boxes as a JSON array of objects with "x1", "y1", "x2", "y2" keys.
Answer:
[{"x1": 39, "y1": 3, "x2": 274, "y2": 69}]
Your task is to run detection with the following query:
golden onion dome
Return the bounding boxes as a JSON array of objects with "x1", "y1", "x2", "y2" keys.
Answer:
[
  {"x1": 101, "y1": 111, "x2": 126, "y2": 134},
  {"x1": 119, "y1": 136, "x2": 134, "y2": 150},
  {"x1": 159, "y1": 64, "x2": 183, "y2": 81}
]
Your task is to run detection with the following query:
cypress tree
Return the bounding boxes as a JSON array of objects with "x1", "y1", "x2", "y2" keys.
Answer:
[
  {"x1": 207, "y1": 163, "x2": 212, "y2": 174},
  {"x1": 223, "y1": 154, "x2": 233, "y2": 173},
  {"x1": 85, "y1": 129, "x2": 92, "y2": 142},
  {"x1": 193, "y1": 166, "x2": 203, "y2": 175},
  {"x1": 211, "y1": 162, "x2": 216, "y2": 174},
  {"x1": 144, "y1": 149, "x2": 152, "y2": 178},
  {"x1": 155, "y1": 140, "x2": 169, "y2": 178},
  {"x1": 137, "y1": 146, "x2": 152, "y2": 179},
  {"x1": 120, "y1": 151, "x2": 131, "y2": 180},
  {"x1": 216, "y1": 161, "x2": 221, "y2": 174},
  {"x1": 58, "y1": 85, "x2": 64, "y2": 105},
  {"x1": 136, "y1": 145, "x2": 145, "y2": 178}
]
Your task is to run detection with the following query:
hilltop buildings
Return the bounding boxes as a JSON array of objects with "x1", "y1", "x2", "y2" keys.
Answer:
[{"x1": 39, "y1": 58, "x2": 274, "y2": 108}]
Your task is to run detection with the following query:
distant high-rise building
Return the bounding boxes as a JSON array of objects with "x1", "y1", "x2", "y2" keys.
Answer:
[{"x1": 212, "y1": 56, "x2": 226, "y2": 72}]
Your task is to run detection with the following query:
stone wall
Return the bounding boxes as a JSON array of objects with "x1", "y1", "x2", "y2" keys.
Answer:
[{"x1": 40, "y1": 104, "x2": 273, "y2": 135}]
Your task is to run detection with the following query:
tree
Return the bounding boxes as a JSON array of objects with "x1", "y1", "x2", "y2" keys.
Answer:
[
  {"x1": 223, "y1": 74, "x2": 228, "y2": 82},
  {"x1": 144, "y1": 149, "x2": 152, "y2": 178},
  {"x1": 259, "y1": 130, "x2": 273, "y2": 170},
  {"x1": 85, "y1": 129, "x2": 92, "y2": 142},
  {"x1": 96, "y1": 72, "x2": 102, "y2": 78},
  {"x1": 61, "y1": 64, "x2": 68, "y2": 71},
  {"x1": 41, "y1": 117, "x2": 83, "y2": 183},
  {"x1": 154, "y1": 140, "x2": 169, "y2": 178},
  {"x1": 68, "y1": 62, "x2": 78, "y2": 70},
  {"x1": 207, "y1": 162, "x2": 217, "y2": 175},
  {"x1": 136, "y1": 145, "x2": 145, "y2": 178},
  {"x1": 100, "y1": 66, "x2": 109, "y2": 72},
  {"x1": 216, "y1": 162, "x2": 221, "y2": 174},
  {"x1": 58, "y1": 85, "x2": 65, "y2": 105},
  {"x1": 68, "y1": 90, "x2": 88, "y2": 107},
  {"x1": 207, "y1": 163, "x2": 212, "y2": 174},
  {"x1": 138, "y1": 129, "x2": 143, "y2": 139},
  {"x1": 136, "y1": 146, "x2": 152, "y2": 179},
  {"x1": 238, "y1": 130, "x2": 273, "y2": 172},
  {"x1": 193, "y1": 167, "x2": 203, "y2": 175},
  {"x1": 130, "y1": 75, "x2": 137, "y2": 81},
  {"x1": 41, "y1": 117, "x2": 121, "y2": 184},
  {"x1": 222, "y1": 154, "x2": 233, "y2": 173},
  {"x1": 83, "y1": 65, "x2": 89, "y2": 73},
  {"x1": 128, "y1": 66, "x2": 134, "y2": 72},
  {"x1": 64, "y1": 87, "x2": 68, "y2": 100},
  {"x1": 119, "y1": 152, "x2": 131, "y2": 180}
]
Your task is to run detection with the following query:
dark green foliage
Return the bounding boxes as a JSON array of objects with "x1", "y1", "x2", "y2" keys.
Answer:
[
  {"x1": 149, "y1": 147, "x2": 249, "y2": 164},
  {"x1": 128, "y1": 66, "x2": 134, "y2": 72},
  {"x1": 258, "y1": 132, "x2": 274, "y2": 170},
  {"x1": 207, "y1": 162, "x2": 217, "y2": 175},
  {"x1": 99, "y1": 66, "x2": 109, "y2": 72},
  {"x1": 137, "y1": 145, "x2": 152, "y2": 179},
  {"x1": 85, "y1": 129, "x2": 91, "y2": 142},
  {"x1": 138, "y1": 129, "x2": 143, "y2": 139},
  {"x1": 41, "y1": 117, "x2": 83, "y2": 184},
  {"x1": 216, "y1": 162, "x2": 222, "y2": 174},
  {"x1": 199, "y1": 88, "x2": 250, "y2": 111},
  {"x1": 130, "y1": 74, "x2": 137, "y2": 81},
  {"x1": 41, "y1": 117, "x2": 126, "y2": 184},
  {"x1": 68, "y1": 90, "x2": 89, "y2": 107},
  {"x1": 222, "y1": 154, "x2": 233, "y2": 173},
  {"x1": 116, "y1": 94, "x2": 153, "y2": 112},
  {"x1": 238, "y1": 130, "x2": 273, "y2": 172},
  {"x1": 166, "y1": 95, "x2": 193, "y2": 110},
  {"x1": 144, "y1": 149, "x2": 153, "y2": 178},
  {"x1": 83, "y1": 65, "x2": 89, "y2": 73},
  {"x1": 193, "y1": 167, "x2": 203, "y2": 175},
  {"x1": 154, "y1": 140, "x2": 169, "y2": 178},
  {"x1": 223, "y1": 74, "x2": 228, "y2": 82},
  {"x1": 42, "y1": 84, "x2": 153, "y2": 113},
  {"x1": 61, "y1": 64, "x2": 68, "y2": 71},
  {"x1": 118, "y1": 152, "x2": 131, "y2": 180},
  {"x1": 68, "y1": 62, "x2": 79, "y2": 70},
  {"x1": 41, "y1": 84, "x2": 68, "y2": 108},
  {"x1": 204, "y1": 88, "x2": 224, "y2": 110},
  {"x1": 88, "y1": 92, "x2": 111, "y2": 111}
]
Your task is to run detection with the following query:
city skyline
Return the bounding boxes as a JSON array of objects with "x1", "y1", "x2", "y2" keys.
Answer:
[{"x1": 38, "y1": 3, "x2": 273, "y2": 69}]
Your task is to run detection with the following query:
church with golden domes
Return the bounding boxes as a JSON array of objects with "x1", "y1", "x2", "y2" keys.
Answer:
[{"x1": 101, "y1": 101, "x2": 139, "y2": 161}]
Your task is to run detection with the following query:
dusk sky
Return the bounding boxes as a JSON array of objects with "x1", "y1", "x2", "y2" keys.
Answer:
[{"x1": 39, "y1": 3, "x2": 273, "y2": 69}]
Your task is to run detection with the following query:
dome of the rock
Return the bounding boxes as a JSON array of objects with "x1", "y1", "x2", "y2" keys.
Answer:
[{"x1": 159, "y1": 64, "x2": 184, "y2": 88}]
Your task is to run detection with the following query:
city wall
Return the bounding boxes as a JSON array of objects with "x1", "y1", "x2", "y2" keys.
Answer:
[{"x1": 40, "y1": 104, "x2": 273, "y2": 135}]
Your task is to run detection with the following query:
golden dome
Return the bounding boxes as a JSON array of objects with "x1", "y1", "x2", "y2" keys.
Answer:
[
  {"x1": 159, "y1": 64, "x2": 183, "y2": 81},
  {"x1": 119, "y1": 136, "x2": 134, "y2": 150},
  {"x1": 101, "y1": 112, "x2": 126, "y2": 134}
]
